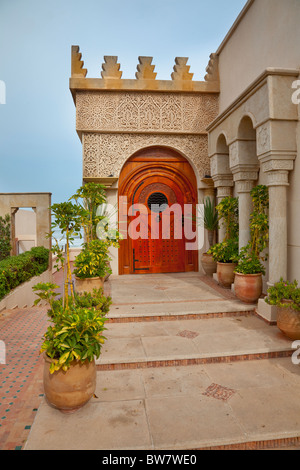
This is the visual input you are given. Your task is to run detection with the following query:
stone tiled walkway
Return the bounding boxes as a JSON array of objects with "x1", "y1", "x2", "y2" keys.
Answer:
[{"x1": 1, "y1": 272, "x2": 300, "y2": 450}]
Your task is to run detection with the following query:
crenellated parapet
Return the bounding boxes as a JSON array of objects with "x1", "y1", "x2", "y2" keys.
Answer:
[
  {"x1": 70, "y1": 46, "x2": 220, "y2": 182},
  {"x1": 136, "y1": 57, "x2": 157, "y2": 80},
  {"x1": 171, "y1": 57, "x2": 194, "y2": 81},
  {"x1": 70, "y1": 46, "x2": 220, "y2": 98},
  {"x1": 204, "y1": 53, "x2": 219, "y2": 82},
  {"x1": 71, "y1": 46, "x2": 87, "y2": 78},
  {"x1": 101, "y1": 56, "x2": 123, "y2": 79}
]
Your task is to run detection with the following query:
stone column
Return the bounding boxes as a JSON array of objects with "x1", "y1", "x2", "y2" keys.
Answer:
[
  {"x1": 256, "y1": 163, "x2": 294, "y2": 323},
  {"x1": 210, "y1": 153, "x2": 233, "y2": 243},
  {"x1": 233, "y1": 168, "x2": 259, "y2": 251},
  {"x1": 10, "y1": 208, "x2": 19, "y2": 256},
  {"x1": 264, "y1": 168, "x2": 291, "y2": 285},
  {"x1": 235, "y1": 180, "x2": 254, "y2": 250},
  {"x1": 215, "y1": 183, "x2": 233, "y2": 242},
  {"x1": 229, "y1": 137, "x2": 259, "y2": 252},
  {"x1": 201, "y1": 177, "x2": 216, "y2": 248}
]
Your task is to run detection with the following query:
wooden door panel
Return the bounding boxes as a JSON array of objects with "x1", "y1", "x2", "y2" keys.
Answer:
[{"x1": 118, "y1": 148, "x2": 198, "y2": 275}]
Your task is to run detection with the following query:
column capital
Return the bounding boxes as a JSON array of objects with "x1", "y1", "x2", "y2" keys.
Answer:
[
  {"x1": 261, "y1": 157, "x2": 294, "y2": 187},
  {"x1": 235, "y1": 180, "x2": 255, "y2": 193},
  {"x1": 265, "y1": 170, "x2": 289, "y2": 187},
  {"x1": 216, "y1": 186, "x2": 233, "y2": 199},
  {"x1": 261, "y1": 158, "x2": 294, "y2": 173},
  {"x1": 212, "y1": 175, "x2": 234, "y2": 189},
  {"x1": 231, "y1": 164, "x2": 259, "y2": 193}
]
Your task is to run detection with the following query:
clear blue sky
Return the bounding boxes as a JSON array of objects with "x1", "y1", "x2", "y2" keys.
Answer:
[{"x1": 0, "y1": 0, "x2": 246, "y2": 204}]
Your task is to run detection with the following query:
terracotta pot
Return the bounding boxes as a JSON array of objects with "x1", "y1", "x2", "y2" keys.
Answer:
[
  {"x1": 234, "y1": 272, "x2": 262, "y2": 304},
  {"x1": 277, "y1": 300, "x2": 300, "y2": 340},
  {"x1": 201, "y1": 253, "x2": 217, "y2": 277},
  {"x1": 217, "y1": 262, "x2": 237, "y2": 289},
  {"x1": 75, "y1": 276, "x2": 104, "y2": 295},
  {"x1": 104, "y1": 261, "x2": 112, "y2": 281},
  {"x1": 43, "y1": 354, "x2": 96, "y2": 413}
]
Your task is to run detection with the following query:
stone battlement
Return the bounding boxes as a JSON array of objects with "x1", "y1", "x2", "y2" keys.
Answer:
[{"x1": 70, "y1": 46, "x2": 220, "y2": 98}]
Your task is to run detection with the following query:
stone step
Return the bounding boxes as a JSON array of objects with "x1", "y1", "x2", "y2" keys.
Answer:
[
  {"x1": 25, "y1": 356, "x2": 300, "y2": 450},
  {"x1": 97, "y1": 313, "x2": 294, "y2": 370},
  {"x1": 24, "y1": 273, "x2": 300, "y2": 451},
  {"x1": 107, "y1": 300, "x2": 256, "y2": 323}
]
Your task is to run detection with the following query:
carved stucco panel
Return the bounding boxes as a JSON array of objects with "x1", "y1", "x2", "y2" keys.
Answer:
[
  {"x1": 76, "y1": 91, "x2": 218, "y2": 134},
  {"x1": 83, "y1": 133, "x2": 210, "y2": 179},
  {"x1": 257, "y1": 123, "x2": 271, "y2": 157}
]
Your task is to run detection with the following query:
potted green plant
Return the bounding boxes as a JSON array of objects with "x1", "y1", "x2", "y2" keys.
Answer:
[
  {"x1": 95, "y1": 201, "x2": 122, "y2": 280},
  {"x1": 207, "y1": 196, "x2": 239, "y2": 288},
  {"x1": 265, "y1": 278, "x2": 300, "y2": 340},
  {"x1": 70, "y1": 183, "x2": 121, "y2": 289},
  {"x1": 33, "y1": 281, "x2": 110, "y2": 413},
  {"x1": 234, "y1": 185, "x2": 269, "y2": 304},
  {"x1": 69, "y1": 182, "x2": 106, "y2": 245},
  {"x1": 199, "y1": 197, "x2": 219, "y2": 276},
  {"x1": 49, "y1": 201, "x2": 82, "y2": 308},
  {"x1": 73, "y1": 239, "x2": 112, "y2": 294},
  {"x1": 208, "y1": 238, "x2": 239, "y2": 288}
]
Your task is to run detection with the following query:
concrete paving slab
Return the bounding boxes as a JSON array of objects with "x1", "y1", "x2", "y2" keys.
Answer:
[
  {"x1": 107, "y1": 273, "x2": 235, "y2": 314},
  {"x1": 99, "y1": 337, "x2": 147, "y2": 364},
  {"x1": 230, "y1": 385, "x2": 300, "y2": 437},
  {"x1": 22, "y1": 273, "x2": 300, "y2": 450},
  {"x1": 25, "y1": 398, "x2": 152, "y2": 450},
  {"x1": 145, "y1": 393, "x2": 244, "y2": 450},
  {"x1": 25, "y1": 358, "x2": 300, "y2": 450},
  {"x1": 97, "y1": 315, "x2": 293, "y2": 367}
]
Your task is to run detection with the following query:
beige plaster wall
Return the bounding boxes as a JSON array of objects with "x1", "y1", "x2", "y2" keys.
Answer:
[
  {"x1": 287, "y1": 119, "x2": 300, "y2": 282},
  {"x1": 0, "y1": 269, "x2": 52, "y2": 310},
  {"x1": 218, "y1": 0, "x2": 300, "y2": 113},
  {"x1": 15, "y1": 209, "x2": 36, "y2": 253},
  {"x1": 0, "y1": 193, "x2": 51, "y2": 252}
]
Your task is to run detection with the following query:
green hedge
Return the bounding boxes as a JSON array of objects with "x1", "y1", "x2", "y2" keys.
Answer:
[{"x1": 0, "y1": 246, "x2": 49, "y2": 301}]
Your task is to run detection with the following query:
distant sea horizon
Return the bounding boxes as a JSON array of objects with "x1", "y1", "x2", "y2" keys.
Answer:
[{"x1": 51, "y1": 229, "x2": 84, "y2": 249}]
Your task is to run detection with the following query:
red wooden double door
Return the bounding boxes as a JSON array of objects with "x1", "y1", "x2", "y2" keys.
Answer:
[{"x1": 118, "y1": 147, "x2": 198, "y2": 275}]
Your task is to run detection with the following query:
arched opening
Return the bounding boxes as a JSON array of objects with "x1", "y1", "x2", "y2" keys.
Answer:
[
  {"x1": 118, "y1": 146, "x2": 198, "y2": 275},
  {"x1": 238, "y1": 115, "x2": 256, "y2": 139},
  {"x1": 237, "y1": 115, "x2": 258, "y2": 167},
  {"x1": 216, "y1": 133, "x2": 229, "y2": 155},
  {"x1": 12, "y1": 208, "x2": 37, "y2": 255}
]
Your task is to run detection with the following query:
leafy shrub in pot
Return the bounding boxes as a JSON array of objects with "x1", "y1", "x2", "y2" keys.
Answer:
[
  {"x1": 265, "y1": 279, "x2": 300, "y2": 340},
  {"x1": 33, "y1": 282, "x2": 110, "y2": 412},
  {"x1": 234, "y1": 185, "x2": 269, "y2": 303}
]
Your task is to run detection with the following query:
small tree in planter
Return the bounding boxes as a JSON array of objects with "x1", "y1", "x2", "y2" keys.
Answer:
[
  {"x1": 73, "y1": 239, "x2": 112, "y2": 294},
  {"x1": 265, "y1": 278, "x2": 300, "y2": 340},
  {"x1": 208, "y1": 238, "x2": 239, "y2": 288},
  {"x1": 216, "y1": 196, "x2": 239, "y2": 241},
  {"x1": 234, "y1": 185, "x2": 269, "y2": 303},
  {"x1": 33, "y1": 281, "x2": 110, "y2": 412},
  {"x1": 69, "y1": 182, "x2": 106, "y2": 244},
  {"x1": 200, "y1": 198, "x2": 219, "y2": 276},
  {"x1": 70, "y1": 183, "x2": 121, "y2": 290},
  {"x1": 34, "y1": 187, "x2": 114, "y2": 413},
  {"x1": 50, "y1": 202, "x2": 82, "y2": 308},
  {"x1": 207, "y1": 196, "x2": 239, "y2": 288}
]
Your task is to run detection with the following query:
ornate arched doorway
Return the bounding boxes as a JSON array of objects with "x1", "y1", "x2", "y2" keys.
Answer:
[{"x1": 118, "y1": 147, "x2": 198, "y2": 275}]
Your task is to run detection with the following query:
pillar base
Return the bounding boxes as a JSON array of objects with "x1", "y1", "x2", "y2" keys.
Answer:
[{"x1": 256, "y1": 298, "x2": 278, "y2": 324}]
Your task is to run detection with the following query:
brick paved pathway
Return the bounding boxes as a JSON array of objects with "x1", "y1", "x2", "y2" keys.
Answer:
[{"x1": 0, "y1": 306, "x2": 48, "y2": 450}]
